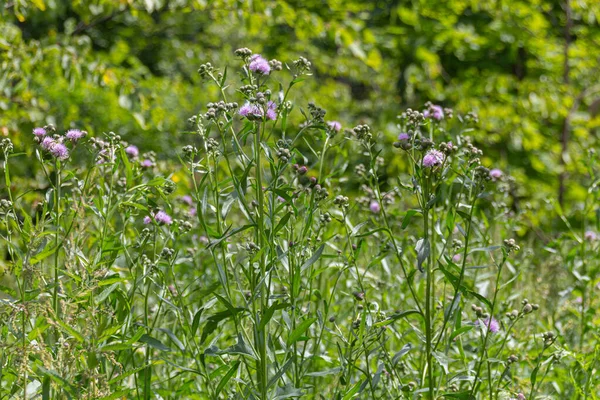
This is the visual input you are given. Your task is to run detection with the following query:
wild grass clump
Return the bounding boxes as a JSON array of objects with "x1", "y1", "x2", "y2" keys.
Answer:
[{"x1": 0, "y1": 48, "x2": 598, "y2": 399}]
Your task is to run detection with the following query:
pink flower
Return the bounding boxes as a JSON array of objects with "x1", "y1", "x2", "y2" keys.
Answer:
[
  {"x1": 41, "y1": 136, "x2": 55, "y2": 150},
  {"x1": 369, "y1": 201, "x2": 381, "y2": 214},
  {"x1": 65, "y1": 129, "x2": 86, "y2": 142},
  {"x1": 476, "y1": 317, "x2": 500, "y2": 334},
  {"x1": 49, "y1": 142, "x2": 69, "y2": 160},
  {"x1": 398, "y1": 133, "x2": 410, "y2": 141},
  {"x1": 143, "y1": 216, "x2": 152, "y2": 224},
  {"x1": 249, "y1": 54, "x2": 271, "y2": 75},
  {"x1": 584, "y1": 230, "x2": 597, "y2": 241},
  {"x1": 265, "y1": 101, "x2": 277, "y2": 121},
  {"x1": 33, "y1": 127, "x2": 47, "y2": 137},
  {"x1": 327, "y1": 121, "x2": 342, "y2": 132},
  {"x1": 181, "y1": 195, "x2": 193, "y2": 206},
  {"x1": 422, "y1": 150, "x2": 445, "y2": 168},
  {"x1": 125, "y1": 145, "x2": 139, "y2": 158},
  {"x1": 452, "y1": 254, "x2": 461, "y2": 263},
  {"x1": 239, "y1": 102, "x2": 262, "y2": 119},
  {"x1": 154, "y1": 210, "x2": 172, "y2": 225},
  {"x1": 489, "y1": 168, "x2": 503, "y2": 180},
  {"x1": 141, "y1": 159, "x2": 154, "y2": 168},
  {"x1": 424, "y1": 104, "x2": 444, "y2": 120}
]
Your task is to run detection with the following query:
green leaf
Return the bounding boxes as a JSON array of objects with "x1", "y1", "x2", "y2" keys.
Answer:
[
  {"x1": 287, "y1": 317, "x2": 317, "y2": 345},
  {"x1": 215, "y1": 360, "x2": 240, "y2": 396},
  {"x1": 139, "y1": 334, "x2": 171, "y2": 352},
  {"x1": 300, "y1": 244, "x2": 324, "y2": 272},
  {"x1": 56, "y1": 318, "x2": 84, "y2": 342},
  {"x1": 373, "y1": 310, "x2": 421, "y2": 327},
  {"x1": 415, "y1": 238, "x2": 430, "y2": 273},
  {"x1": 402, "y1": 210, "x2": 421, "y2": 229}
]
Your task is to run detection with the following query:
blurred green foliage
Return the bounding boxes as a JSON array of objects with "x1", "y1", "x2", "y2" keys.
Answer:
[{"x1": 2, "y1": 0, "x2": 600, "y2": 212}]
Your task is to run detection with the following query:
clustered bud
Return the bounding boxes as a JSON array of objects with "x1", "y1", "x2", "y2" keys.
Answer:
[
  {"x1": 319, "y1": 212, "x2": 332, "y2": 224},
  {"x1": 314, "y1": 185, "x2": 329, "y2": 201},
  {"x1": 204, "y1": 101, "x2": 238, "y2": 121},
  {"x1": 161, "y1": 248, "x2": 175, "y2": 260},
  {"x1": 399, "y1": 109, "x2": 425, "y2": 126},
  {"x1": 542, "y1": 331, "x2": 556, "y2": 347},
  {"x1": 269, "y1": 59, "x2": 283, "y2": 71},
  {"x1": 182, "y1": 145, "x2": 198, "y2": 159},
  {"x1": 503, "y1": 238, "x2": 520, "y2": 252},
  {"x1": 471, "y1": 304, "x2": 488, "y2": 319},
  {"x1": 352, "y1": 124, "x2": 372, "y2": 142},
  {"x1": 333, "y1": 195, "x2": 349, "y2": 209},
  {"x1": 474, "y1": 166, "x2": 491, "y2": 181},
  {"x1": 293, "y1": 164, "x2": 308, "y2": 175},
  {"x1": 205, "y1": 137, "x2": 220, "y2": 154},
  {"x1": 1, "y1": 138, "x2": 14, "y2": 153},
  {"x1": 293, "y1": 56, "x2": 311, "y2": 75},
  {"x1": 234, "y1": 47, "x2": 253, "y2": 59},
  {"x1": 198, "y1": 62, "x2": 214, "y2": 77}
]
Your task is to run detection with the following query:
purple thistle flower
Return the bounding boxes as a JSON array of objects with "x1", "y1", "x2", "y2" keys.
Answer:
[
  {"x1": 327, "y1": 121, "x2": 342, "y2": 132},
  {"x1": 584, "y1": 230, "x2": 598, "y2": 241},
  {"x1": 41, "y1": 136, "x2": 55, "y2": 150},
  {"x1": 143, "y1": 216, "x2": 152, "y2": 224},
  {"x1": 33, "y1": 127, "x2": 47, "y2": 137},
  {"x1": 398, "y1": 132, "x2": 410, "y2": 141},
  {"x1": 369, "y1": 201, "x2": 381, "y2": 214},
  {"x1": 424, "y1": 104, "x2": 444, "y2": 120},
  {"x1": 422, "y1": 150, "x2": 445, "y2": 168},
  {"x1": 65, "y1": 129, "x2": 86, "y2": 142},
  {"x1": 266, "y1": 101, "x2": 277, "y2": 121},
  {"x1": 49, "y1": 142, "x2": 69, "y2": 160},
  {"x1": 125, "y1": 145, "x2": 139, "y2": 158},
  {"x1": 190, "y1": 207, "x2": 197, "y2": 217},
  {"x1": 249, "y1": 54, "x2": 271, "y2": 75},
  {"x1": 154, "y1": 210, "x2": 172, "y2": 225},
  {"x1": 452, "y1": 254, "x2": 461, "y2": 263},
  {"x1": 181, "y1": 195, "x2": 193, "y2": 206},
  {"x1": 489, "y1": 168, "x2": 503, "y2": 180},
  {"x1": 239, "y1": 102, "x2": 261, "y2": 119},
  {"x1": 476, "y1": 317, "x2": 500, "y2": 334},
  {"x1": 141, "y1": 159, "x2": 154, "y2": 168}
]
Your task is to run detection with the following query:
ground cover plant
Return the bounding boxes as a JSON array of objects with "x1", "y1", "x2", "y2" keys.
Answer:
[{"x1": 1, "y1": 45, "x2": 599, "y2": 400}]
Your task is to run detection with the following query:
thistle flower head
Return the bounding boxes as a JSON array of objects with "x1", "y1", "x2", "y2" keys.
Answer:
[
  {"x1": 49, "y1": 142, "x2": 69, "y2": 160},
  {"x1": 422, "y1": 150, "x2": 445, "y2": 168},
  {"x1": 424, "y1": 104, "x2": 444, "y2": 120},
  {"x1": 266, "y1": 101, "x2": 277, "y2": 120},
  {"x1": 41, "y1": 136, "x2": 55, "y2": 150},
  {"x1": 369, "y1": 201, "x2": 381, "y2": 214},
  {"x1": 489, "y1": 168, "x2": 503, "y2": 180},
  {"x1": 327, "y1": 121, "x2": 342, "y2": 132},
  {"x1": 249, "y1": 54, "x2": 271, "y2": 75},
  {"x1": 476, "y1": 317, "x2": 500, "y2": 334},
  {"x1": 584, "y1": 230, "x2": 597, "y2": 241},
  {"x1": 33, "y1": 127, "x2": 47, "y2": 137},
  {"x1": 154, "y1": 210, "x2": 173, "y2": 225},
  {"x1": 125, "y1": 145, "x2": 139, "y2": 158},
  {"x1": 65, "y1": 129, "x2": 86, "y2": 142}
]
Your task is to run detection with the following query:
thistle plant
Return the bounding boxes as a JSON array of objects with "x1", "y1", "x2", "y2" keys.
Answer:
[{"x1": 0, "y1": 49, "x2": 598, "y2": 400}]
